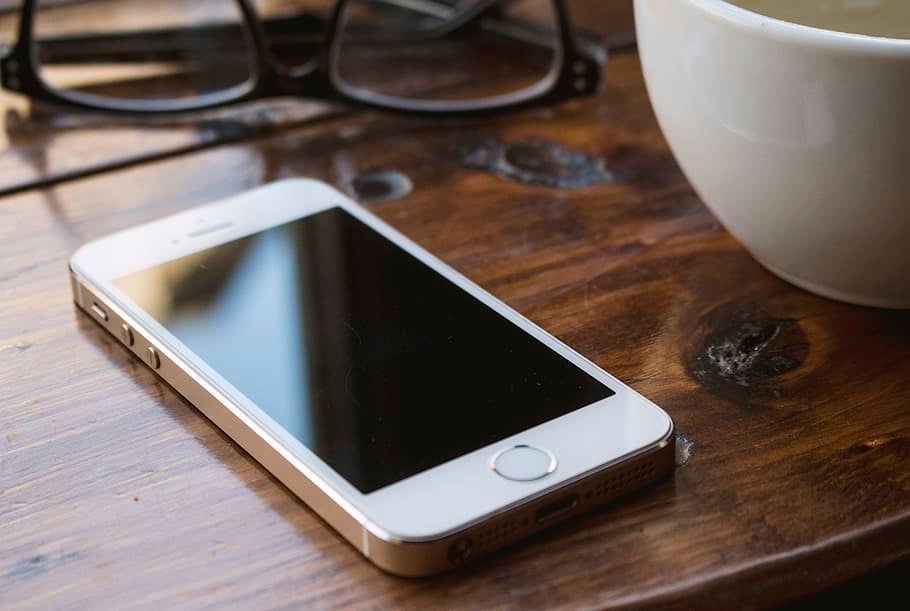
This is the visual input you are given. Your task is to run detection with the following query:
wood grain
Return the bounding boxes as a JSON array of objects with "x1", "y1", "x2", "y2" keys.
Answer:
[
  {"x1": 0, "y1": 94, "x2": 342, "y2": 196},
  {"x1": 1, "y1": 34, "x2": 909, "y2": 611}
]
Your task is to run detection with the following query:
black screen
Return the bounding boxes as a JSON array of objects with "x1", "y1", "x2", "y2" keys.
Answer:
[{"x1": 115, "y1": 208, "x2": 613, "y2": 493}]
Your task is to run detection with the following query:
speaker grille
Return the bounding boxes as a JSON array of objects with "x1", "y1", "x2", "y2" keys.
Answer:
[
  {"x1": 583, "y1": 460, "x2": 656, "y2": 502},
  {"x1": 476, "y1": 516, "x2": 526, "y2": 549},
  {"x1": 468, "y1": 458, "x2": 659, "y2": 555}
]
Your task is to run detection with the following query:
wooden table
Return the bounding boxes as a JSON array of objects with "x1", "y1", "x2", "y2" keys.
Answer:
[{"x1": 1, "y1": 5, "x2": 908, "y2": 609}]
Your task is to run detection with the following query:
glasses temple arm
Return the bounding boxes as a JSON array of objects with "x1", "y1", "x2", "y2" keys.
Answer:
[
  {"x1": 28, "y1": 12, "x2": 326, "y2": 65},
  {"x1": 343, "y1": 0, "x2": 605, "y2": 59}
]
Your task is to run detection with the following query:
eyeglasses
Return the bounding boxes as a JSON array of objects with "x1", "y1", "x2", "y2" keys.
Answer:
[{"x1": 0, "y1": 0, "x2": 605, "y2": 115}]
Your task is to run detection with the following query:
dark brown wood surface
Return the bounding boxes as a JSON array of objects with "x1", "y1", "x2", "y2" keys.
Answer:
[{"x1": 1, "y1": 6, "x2": 909, "y2": 609}]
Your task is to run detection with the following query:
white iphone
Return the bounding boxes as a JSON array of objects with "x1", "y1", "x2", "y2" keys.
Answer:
[{"x1": 70, "y1": 179, "x2": 674, "y2": 576}]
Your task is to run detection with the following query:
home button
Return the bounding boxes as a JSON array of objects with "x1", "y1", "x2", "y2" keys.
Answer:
[{"x1": 491, "y1": 445, "x2": 557, "y2": 482}]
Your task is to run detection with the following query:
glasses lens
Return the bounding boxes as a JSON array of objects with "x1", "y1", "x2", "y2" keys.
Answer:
[
  {"x1": 334, "y1": 0, "x2": 561, "y2": 109},
  {"x1": 252, "y1": 0, "x2": 334, "y2": 71},
  {"x1": 34, "y1": 0, "x2": 256, "y2": 111}
]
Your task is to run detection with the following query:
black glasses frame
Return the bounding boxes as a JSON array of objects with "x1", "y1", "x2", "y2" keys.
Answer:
[{"x1": 0, "y1": 0, "x2": 604, "y2": 115}]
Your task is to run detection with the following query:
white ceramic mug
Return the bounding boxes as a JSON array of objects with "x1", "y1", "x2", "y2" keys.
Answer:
[{"x1": 634, "y1": 0, "x2": 910, "y2": 308}]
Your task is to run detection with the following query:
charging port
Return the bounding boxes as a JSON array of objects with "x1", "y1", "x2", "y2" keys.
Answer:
[{"x1": 535, "y1": 494, "x2": 579, "y2": 524}]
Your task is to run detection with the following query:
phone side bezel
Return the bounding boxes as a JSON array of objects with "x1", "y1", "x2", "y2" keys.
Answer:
[{"x1": 70, "y1": 178, "x2": 674, "y2": 544}]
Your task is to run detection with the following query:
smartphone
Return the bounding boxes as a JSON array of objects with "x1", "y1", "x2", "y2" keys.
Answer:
[{"x1": 70, "y1": 179, "x2": 674, "y2": 576}]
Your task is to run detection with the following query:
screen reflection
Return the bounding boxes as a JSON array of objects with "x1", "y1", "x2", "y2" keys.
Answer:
[{"x1": 116, "y1": 208, "x2": 613, "y2": 493}]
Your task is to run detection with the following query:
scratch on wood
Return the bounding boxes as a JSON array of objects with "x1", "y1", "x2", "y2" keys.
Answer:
[
  {"x1": 7, "y1": 556, "x2": 49, "y2": 579},
  {"x1": 675, "y1": 435, "x2": 695, "y2": 466},
  {"x1": 348, "y1": 170, "x2": 413, "y2": 205},
  {"x1": 0, "y1": 262, "x2": 42, "y2": 284},
  {"x1": 459, "y1": 137, "x2": 613, "y2": 188},
  {"x1": 4, "y1": 552, "x2": 80, "y2": 580},
  {"x1": 685, "y1": 302, "x2": 809, "y2": 404},
  {"x1": 842, "y1": 436, "x2": 909, "y2": 461},
  {"x1": 1, "y1": 340, "x2": 33, "y2": 354}
]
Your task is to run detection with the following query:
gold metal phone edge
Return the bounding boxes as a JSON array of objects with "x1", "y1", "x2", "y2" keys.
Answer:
[{"x1": 72, "y1": 270, "x2": 676, "y2": 577}]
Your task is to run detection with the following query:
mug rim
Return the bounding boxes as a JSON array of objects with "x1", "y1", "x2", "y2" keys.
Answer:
[{"x1": 686, "y1": 0, "x2": 910, "y2": 56}]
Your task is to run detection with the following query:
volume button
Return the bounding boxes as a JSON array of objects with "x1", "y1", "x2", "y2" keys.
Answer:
[
  {"x1": 147, "y1": 347, "x2": 161, "y2": 370},
  {"x1": 120, "y1": 323, "x2": 135, "y2": 346}
]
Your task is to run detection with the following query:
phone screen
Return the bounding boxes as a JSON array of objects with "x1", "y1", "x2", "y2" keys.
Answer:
[{"x1": 115, "y1": 207, "x2": 614, "y2": 493}]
